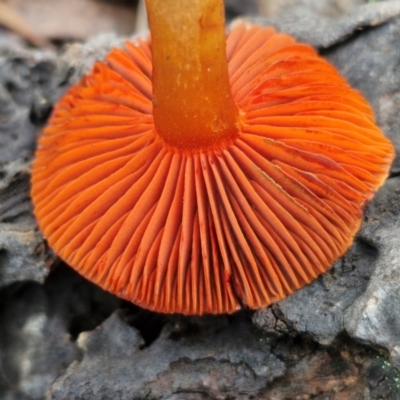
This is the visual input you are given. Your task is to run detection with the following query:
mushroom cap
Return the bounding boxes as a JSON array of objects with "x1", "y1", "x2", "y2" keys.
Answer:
[{"x1": 31, "y1": 25, "x2": 394, "y2": 315}]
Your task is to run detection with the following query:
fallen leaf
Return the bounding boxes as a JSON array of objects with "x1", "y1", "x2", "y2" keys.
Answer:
[
  {"x1": 6, "y1": 0, "x2": 137, "y2": 41},
  {"x1": 0, "y1": 1, "x2": 54, "y2": 48}
]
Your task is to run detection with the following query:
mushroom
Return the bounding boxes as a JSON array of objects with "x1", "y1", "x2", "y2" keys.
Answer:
[{"x1": 31, "y1": 0, "x2": 395, "y2": 315}]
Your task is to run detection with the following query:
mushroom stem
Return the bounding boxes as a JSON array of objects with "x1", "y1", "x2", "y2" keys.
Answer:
[{"x1": 145, "y1": 0, "x2": 239, "y2": 149}]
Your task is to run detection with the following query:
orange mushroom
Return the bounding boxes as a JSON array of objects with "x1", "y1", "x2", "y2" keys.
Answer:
[{"x1": 31, "y1": 0, "x2": 395, "y2": 315}]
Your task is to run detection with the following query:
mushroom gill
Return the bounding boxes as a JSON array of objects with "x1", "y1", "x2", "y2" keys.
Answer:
[{"x1": 31, "y1": 0, "x2": 395, "y2": 315}]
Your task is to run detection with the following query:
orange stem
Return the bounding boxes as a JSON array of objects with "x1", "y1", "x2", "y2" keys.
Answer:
[{"x1": 145, "y1": 0, "x2": 239, "y2": 149}]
